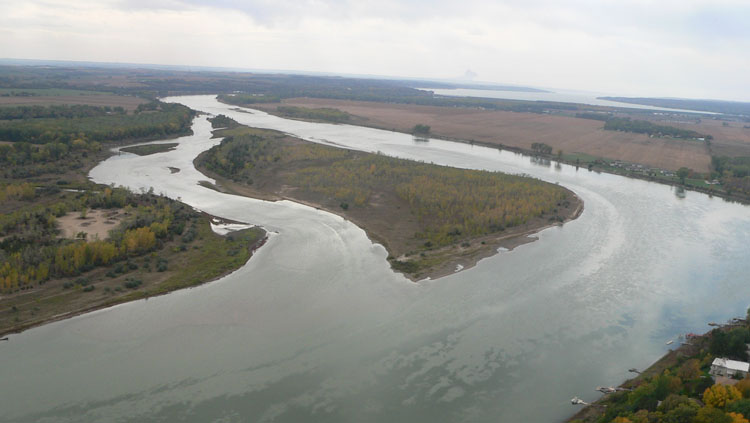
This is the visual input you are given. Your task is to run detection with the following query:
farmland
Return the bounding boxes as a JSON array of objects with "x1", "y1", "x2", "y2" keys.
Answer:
[{"x1": 253, "y1": 98, "x2": 715, "y2": 172}]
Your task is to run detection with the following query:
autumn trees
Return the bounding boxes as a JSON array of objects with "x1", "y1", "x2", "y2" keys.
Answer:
[
  {"x1": 0, "y1": 189, "x2": 196, "y2": 292},
  {"x1": 200, "y1": 121, "x2": 572, "y2": 249}
]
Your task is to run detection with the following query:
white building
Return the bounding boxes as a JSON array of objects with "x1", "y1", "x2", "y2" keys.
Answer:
[{"x1": 710, "y1": 358, "x2": 750, "y2": 379}]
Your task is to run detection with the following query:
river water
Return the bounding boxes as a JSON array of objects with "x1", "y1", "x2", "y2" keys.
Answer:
[
  {"x1": 1, "y1": 95, "x2": 749, "y2": 422},
  {"x1": 420, "y1": 87, "x2": 711, "y2": 114}
]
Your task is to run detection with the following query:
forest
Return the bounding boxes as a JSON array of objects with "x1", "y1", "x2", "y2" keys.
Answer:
[
  {"x1": 0, "y1": 98, "x2": 200, "y2": 292},
  {"x1": 603, "y1": 117, "x2": 707, "y2": 139},
  {"x1": 0, "y1": 101, "x2": 193, "y2": 144},
  {"x1": 0, "y1": 186, "x2": 196, "y2": 292},
  {"x1": 199, "y1": 119, "x2": 572, "y2": 249}
]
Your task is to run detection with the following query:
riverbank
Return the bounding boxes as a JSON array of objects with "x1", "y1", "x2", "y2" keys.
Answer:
[
  {"x1": 1, "y1": 117, "x2": 265, "y2": 338},
  {"x1": 195, "y1": 121, "x2": 582, "y2": 281},
  {"x1": 0, "y1": 215, "x2": 266, "y2": 338},
  {"x1": 566, "y1": 338, "x2": 706, "y2": 422},
  {"x1": 248, "y1": 99, "x2": 711, "y2": 173},
  {"x1": 247, "y1": 99, "x2": 750, "y2": 204},
  {"x1": 566, "y1": 318, "x2": 750, "y2": 423}
]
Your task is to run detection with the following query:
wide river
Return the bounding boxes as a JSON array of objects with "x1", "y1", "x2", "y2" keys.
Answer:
[{"x1": 2, "y1": 95, "x2": 750, "y2": 423}]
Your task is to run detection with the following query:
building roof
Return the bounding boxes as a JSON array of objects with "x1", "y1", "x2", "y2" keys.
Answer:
[{"x1": 712, "y1": 358, "x2": 750, "y2": 372}]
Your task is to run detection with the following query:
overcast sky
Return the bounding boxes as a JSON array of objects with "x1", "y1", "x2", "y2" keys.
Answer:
[{"x1": 1, "y1": 0, "x2": 749, "y2": 101}]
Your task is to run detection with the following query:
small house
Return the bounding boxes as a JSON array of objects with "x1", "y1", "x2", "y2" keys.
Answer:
[{"x1": 710, "y1": 358, "x2": 750, "y2": 379}]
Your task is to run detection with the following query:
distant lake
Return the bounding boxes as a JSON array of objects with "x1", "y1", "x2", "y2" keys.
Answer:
[{"x1": 419, "y1": 87, "x2": 713, "y2": 114}]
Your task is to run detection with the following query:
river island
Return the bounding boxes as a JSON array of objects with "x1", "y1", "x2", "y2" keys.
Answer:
[{"x1": 196, "y1": 114, "x2": 582, "y2": 281}]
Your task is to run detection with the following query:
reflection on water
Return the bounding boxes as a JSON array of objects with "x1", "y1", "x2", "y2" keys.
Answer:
[
  {"x1": 675, "y1": 186, "x2": 687, "y2": 199},
  {"x1": 530, "y1": 155, "x2": 552, "y2": 167},
  {"x1": 1, "y1": 95, "x2": 749, "y2": 423}
]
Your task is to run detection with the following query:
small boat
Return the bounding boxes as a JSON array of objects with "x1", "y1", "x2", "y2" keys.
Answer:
[
  {"x1": 571, "y1": 396, "x2": 588, "y2": 405},
  {"x1": 0, "y1": 337, "x2": 8, "y2": 341},
  {"x1": 666, "y1": 340, "x2": 674, "y2": 345}
]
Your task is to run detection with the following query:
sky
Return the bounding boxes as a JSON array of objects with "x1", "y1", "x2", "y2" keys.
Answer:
[{"x1": 1, "y1": 0, "x2": 749, "y2": 101}]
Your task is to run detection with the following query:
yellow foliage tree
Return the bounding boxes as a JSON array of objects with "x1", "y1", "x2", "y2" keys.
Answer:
[
  {"x1": 704, "y1": 384, "x2": 742, "y2": 408},
  {"x1": 729, "y1": 412, "x2": 750, "y2": 423}
]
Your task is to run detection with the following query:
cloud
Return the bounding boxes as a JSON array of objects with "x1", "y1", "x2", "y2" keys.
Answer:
[{"x1": 0, "y1": 0, "x2": 748, "y2": 100}]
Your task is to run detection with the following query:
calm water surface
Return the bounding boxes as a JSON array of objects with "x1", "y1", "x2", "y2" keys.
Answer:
[
  {"x1": 420, "y1": 87, "x2": 711, "y2": 114},
  {"x1": 0, "y1": 95, "x2": 748, "y2": 422}
]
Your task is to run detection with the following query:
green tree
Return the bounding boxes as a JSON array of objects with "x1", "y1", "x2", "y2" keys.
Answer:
[
  {"x1": 728, "y1": 399, "x2": 750, "y2": 419},
  {"x1": 676, "y1": 167, "x2": 690, "y2": 184},
  {"x1": 412, "y1": 124, "x2": 430, "y2": 135}
]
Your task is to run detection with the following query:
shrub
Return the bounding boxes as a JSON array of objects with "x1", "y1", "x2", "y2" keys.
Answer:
[
  {"x1": 123, "y1": 278, "x2": 142, "y2": 290},
  {"x1": 156, "y1": 259, "x2": 168, "y2": 272}
]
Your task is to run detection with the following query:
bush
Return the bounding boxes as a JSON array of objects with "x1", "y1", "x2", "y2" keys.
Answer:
[
  {"x1": 156, "y1": 259, "x2": 168, "y2": 272},
  {"x1": 123, "y1": 278, "x2": 142, "y2": 290}
]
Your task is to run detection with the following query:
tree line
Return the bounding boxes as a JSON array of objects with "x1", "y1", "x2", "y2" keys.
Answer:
[
  {"x1": 276, "y1": 106, "x2": 351, "y2": 123},
  {"x1": 601, "y1": 117, "x2": 707, "y2": 139},
  {"x1": 0, "y1": 104, "x2": 126, "y2": 120},
  {"x1": 0, "y1": 101, "x2": 193, "y2": 145}
]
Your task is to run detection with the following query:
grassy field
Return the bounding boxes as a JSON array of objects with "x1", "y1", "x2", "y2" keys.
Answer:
[{"x1": 197, "y1": 121, "x2": 581, "y2": 280}]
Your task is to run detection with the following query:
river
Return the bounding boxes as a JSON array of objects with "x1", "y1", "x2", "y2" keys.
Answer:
[
  {"x1": 1, "y1": 95, "x2": 749, "y2": 422},
  {"x1": 419, "y1": 87, "x2": 712, "y2": 114}
]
